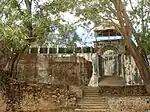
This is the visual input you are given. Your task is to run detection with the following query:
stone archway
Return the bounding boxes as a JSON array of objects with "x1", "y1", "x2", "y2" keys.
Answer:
[
  {"x1": 100, "y1": 45, "x2": 118, "y2": 55},
  {"x1": 96, "y1": 45, "x2": 126, "y2": 86},
  {"x1": 97, "y1": 45, "x2": 121, "y2": 77}
]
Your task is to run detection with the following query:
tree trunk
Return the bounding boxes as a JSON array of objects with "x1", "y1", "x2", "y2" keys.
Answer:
[
  {"x1": 111, "y1": 0, "x2": 150, "y2": 93},
  {"x1": 4, "y1": 47, "x2": 27, "y2": 112},
  {"x1": 125, "y1": 39, "x2": 150, "y2": 83},
  {"x1": 125, "y1": 39, "x2": 150, "y2": 93}
]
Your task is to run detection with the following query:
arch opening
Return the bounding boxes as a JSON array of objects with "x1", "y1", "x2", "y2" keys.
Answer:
[{"x1": 98, "y1": 46, "x2": 120, "y2": 77}]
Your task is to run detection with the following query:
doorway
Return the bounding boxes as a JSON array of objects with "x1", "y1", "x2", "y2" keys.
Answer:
[{"x1": 99, "y1": 47, "x2": 120, "y2": 77}]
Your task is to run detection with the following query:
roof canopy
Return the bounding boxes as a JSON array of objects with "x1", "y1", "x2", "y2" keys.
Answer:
[{"x1": 94, "y1": 26, "x2": 116, "y2": 31}]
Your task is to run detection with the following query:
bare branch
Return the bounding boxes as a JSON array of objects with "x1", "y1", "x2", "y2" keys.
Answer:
[
  {"x1": 105, "y1": 4, "x2": 117, "y2": 17},
  {"x1": 109, "y1": 19, "x2": 121, "y2": 32},
  {"x1": 128, "y1": 0, "x2": 134, "y2": 11},
  {"x1": 84, "y1": 25, "x2": 99, "y2": 42}
]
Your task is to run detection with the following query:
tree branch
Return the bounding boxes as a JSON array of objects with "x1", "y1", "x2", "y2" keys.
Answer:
[{"x1": 128, "y1": 0, "x2": 134, "y2": 11}]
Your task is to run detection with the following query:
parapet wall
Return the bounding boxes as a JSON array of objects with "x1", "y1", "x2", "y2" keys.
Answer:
[{"x1": 17, "y1": 54, "x2": 92, "y2": 86}]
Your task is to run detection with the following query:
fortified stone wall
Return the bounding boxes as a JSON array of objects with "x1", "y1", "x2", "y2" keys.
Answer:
[
  {"x1": 0, "y1": 83, "x2": 83, "y2": 112},
  {"x1": 98, "y1": 85, "x2": 150, "y2": 112},
  {"x1": 0, "y1": 84, "x2": 150, "y2": 112},
  {"x1": 108, "y1": 96, "x2": 150, "y2": 112},
  {"x1": 17, "y1": 54, "x2": 92, "y2": 86},
  {"x1": 17, "y1": 48, "x2": 142, "y2": 85}
]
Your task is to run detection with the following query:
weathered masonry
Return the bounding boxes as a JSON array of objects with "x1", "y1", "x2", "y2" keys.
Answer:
[
  {"x1": 93, "y1": 27, "x2": 142, "y2": 85},
  {"x1": 18, "y1": 27, "x2": 142, "y2": 85},
  {"x1": 4, "y1": 27, "x2": 148, "y2": 112}
]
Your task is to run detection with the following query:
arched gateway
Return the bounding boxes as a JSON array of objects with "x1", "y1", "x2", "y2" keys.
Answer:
[
  {"x1": 88, "y1": 39, "x2": 125, "y2": 87},
  {"x1": 88, "y1": 27, "x2": 142, "y2": 86},
  {"x1": 98, "y1": 45, "x2": 121, "y2": 77},
  {"x1": 88, "y1": 27, "x2": 127, "y2": 87}
]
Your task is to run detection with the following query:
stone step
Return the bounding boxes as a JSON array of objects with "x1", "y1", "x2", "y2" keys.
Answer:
[
  {"x1": 80, "y1": 99, "x2": 106, "y2": 103},
  {"x1": 83, "y1": 88, "x2": 99, "y2": 91},
  {"x1": 83, "y1": 90, "x2": 99, "y2": 92},
  {"x1": 83, "y1": 91, "x2": 100, "y2": 94},
  {"x1": 75, "y1": 108, "x2": 108, "y2": 112},
  {"x1": 84, "y1": 90, "x2": 99, "y2": 92},
  {"x1": 78, "y1": 103, "x2": 107, "y2": 107},
  {"x1": 84, "y1": 87, "x2": 99, "y2": 89},
  {"x1": 84, "y1": 95, "x2": 100, "y2": 97},
  {"x1": 79, "y1": 98, "x2": 106, "y2": 100},
  {"x1": 79, "y1": 102, "x2": 107, "y2": 104},
  {"x1": 78, "y1": 100, "x2": 107, "y2": 104},
  {"x1": 78, "y1": 99, "x2": 107, "y2": 104},
  {"x1": 84, "y1": 89, "x2": 99, "y2": 91},
  {"x1": 78, "y1": 102, "x2": 107, "y2": 105},
  {"x1": 84, "y1": 91, "x2": 99, "y2": 93},
  {"x1": 84, "y1": 93, "x2": 100, "y2": 95},
  {"x1": 76, "y1": 87, "x2": 108, "y2": 112},
  {"x1": 83, "y1": 97, "x2": 106, "y2": 100},
  {"x1": 79, "y1": 105, "x2": 107, "y2": 109},
  {"x1": 84, "y1": 88, "x2": 99, "y2": 90},
  {"x1": 84, "y1": 92, "x2": 99, "y2": 93}
]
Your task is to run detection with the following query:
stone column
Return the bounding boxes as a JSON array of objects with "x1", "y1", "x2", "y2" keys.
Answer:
[
  {"x1": 36, "y1": 55, "x2": 49, "y2": 83},
  {"x1": 96, "y1": 54, "x2": 100, "y2": 77}
]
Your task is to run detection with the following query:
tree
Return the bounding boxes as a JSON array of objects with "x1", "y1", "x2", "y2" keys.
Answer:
[
  {"x1": 110, "y1": 0, "x2": 150, "y2": 93},
  {"x1": 0, "y1": 0, "x2": 79, "y2": 111},
  {"x1": 73, "y1": 0, "x2": 150, "y2": 92}
]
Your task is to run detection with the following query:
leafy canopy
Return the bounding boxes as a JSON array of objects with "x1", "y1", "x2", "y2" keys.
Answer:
[
  {"x1": 0, "y1": 0, "x2": 80, "y2": 56},
  {"x1": 72, "y1": 0, "x2": 150, "y2": 54}
]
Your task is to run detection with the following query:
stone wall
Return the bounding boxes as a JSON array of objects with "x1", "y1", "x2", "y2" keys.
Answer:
[
  {"x1": 0, "y1": 83, "x2": 83, "y2": 112},
  {"x1": 16, "y1": 51, "x2": 143, "y2": 86},
  {"x1": 0, "y1": 84, "x2": 150, "y2": 112},
  {"x1": 17, "y1": 54, "x2": 92, "y2": 86},
  {"x1": 108, "y1": 96, "x2": 150, "y2": 112},
  {"x1": 99, "y1": 85, "x2": 148, "y2": 96},
  {"x1": 99, "y1": 85, "x2": 150, "y2": 112},
  {"x1": 21, "y1": 83, "x2": 77, "y2": 111}
]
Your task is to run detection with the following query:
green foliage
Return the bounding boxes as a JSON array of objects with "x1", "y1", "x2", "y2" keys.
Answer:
[
  {"x1": 1, "y1": 0, "x2": 150, "y2": 55},
  {"x1": 0, "y1": 0, "x2": 79, "y2": 54},
  {"x1": 38, "y1": 23, "x2": 80, "y2": 47},
  {"x1": 73, "y1": 0, "x2": 150, "y2": 54},
  {"x1": 130, "y1": 0, "x2": 150, "y2": 54}
]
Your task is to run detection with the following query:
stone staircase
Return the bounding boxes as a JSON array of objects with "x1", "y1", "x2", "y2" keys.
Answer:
[{"x1": 75, "y1": 87, "x2": 109, "y2": 112}]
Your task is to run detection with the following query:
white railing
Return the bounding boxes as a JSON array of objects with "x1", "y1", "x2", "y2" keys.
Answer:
[{"x1": 27, "y1": 46, "x2": 96, "y2": 54}]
